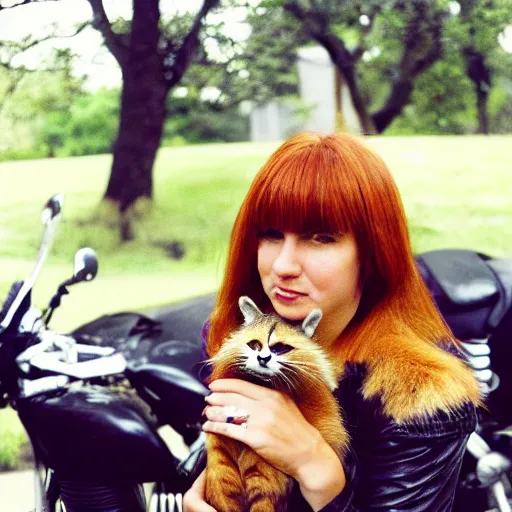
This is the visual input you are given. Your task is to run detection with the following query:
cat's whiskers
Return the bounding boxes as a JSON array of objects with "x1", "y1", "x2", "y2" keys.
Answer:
[
  {"x1": 281, "y1": 359, "x2": 321, "y2": 370},
  {"x1": 275, "y1": 368, "x2": 297, "y2": 394},
  {"x1": 284, "y1": 363, "x2": 326, "y2": 385},
  {"x1": 221, "y1": 355, "x2": 249, "y2": 375},
  {"x1": 279, "y1": 361, "x2": 326, "y2": 389}
]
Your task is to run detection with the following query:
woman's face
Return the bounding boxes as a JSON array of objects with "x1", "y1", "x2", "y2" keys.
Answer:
[{"x1": 257, "y1": 229, "x2": 362, "y2": 344}]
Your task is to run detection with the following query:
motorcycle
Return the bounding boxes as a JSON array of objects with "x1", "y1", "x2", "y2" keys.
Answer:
[
  {"x1": 1, "y1": 194, "x2": 511, "y2": 511},
  {"x1": 416, "y1": 249, "x2": 512, "y2": 511},
  {"x1": 0, "y1": 195, "x2": 210, "y2": 512}
]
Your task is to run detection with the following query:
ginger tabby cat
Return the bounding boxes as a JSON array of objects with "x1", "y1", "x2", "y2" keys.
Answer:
[{"x1": 204, "y1": 296, "x2": 348, "y2": 512}]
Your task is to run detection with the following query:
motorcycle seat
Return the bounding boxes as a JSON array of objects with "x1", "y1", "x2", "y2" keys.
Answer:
[
  {"x1": 417, "y1": 249, "x2": 500, "y2": 308},
  {"x1": 416, "y1": 249, "x2": 504, "y2": 340}
]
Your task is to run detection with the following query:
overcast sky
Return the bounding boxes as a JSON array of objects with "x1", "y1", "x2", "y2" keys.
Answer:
[{"x1": 1, "y1": 0, "x2": 511, "y2": 91}]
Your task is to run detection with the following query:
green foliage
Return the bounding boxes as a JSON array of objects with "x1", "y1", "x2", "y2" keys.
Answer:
[
  {"x1": 59, "y1": 89, "x2": 120, "y2": 156},
  {"x1": 1, "y1": 70, "x2": 78, "y2": 147},
  {"x1": 0, "y1": 431, "x2": 26, "y2": 470},
  {"x1": 489, "y1": 80, "x2": 512, "y2": 133},
  {"x1": 0, "y1": 409, "x2": 28, "y2": 471},
  {"x1": 0, "y1": 48, "x2": 85, "y2": 155},
  {"x1": 164, "y1": 108, "x2": 249, "y2": 144},
  {"x1": 386, "y1": 58, "x2": 475, "y2": 135},
  {"x1": 226, "y1": 7, "x2": 308, "y2": 105},
  {"x1": 162, "y1": 86, "x2": 249, "y2": 144},
  {"x1": 0, "y1": 146, "x2": 47, "y2": 162}
]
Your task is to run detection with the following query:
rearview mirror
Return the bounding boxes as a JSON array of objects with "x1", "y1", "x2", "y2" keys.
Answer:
[{"x1": 72, "y1": 248, "x2": 98, "y2": 285}]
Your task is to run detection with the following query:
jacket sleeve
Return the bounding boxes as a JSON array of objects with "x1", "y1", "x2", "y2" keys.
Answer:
[{"x1": 318, "y1": 400, "x2": 477, "y2": 512}]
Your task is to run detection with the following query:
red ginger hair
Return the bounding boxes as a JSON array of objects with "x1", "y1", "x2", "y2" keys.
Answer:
[{"x1": 206, "y1": 132, "x2": 454, "y2": 364}]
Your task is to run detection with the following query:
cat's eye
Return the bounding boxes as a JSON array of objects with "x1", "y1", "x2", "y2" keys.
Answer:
[
  {"x1": 247, "y1": 339, "x2": 263, "y2": 351},
  {"x1": 270, "y1": 342, "x2": 294, "y2": 355}
]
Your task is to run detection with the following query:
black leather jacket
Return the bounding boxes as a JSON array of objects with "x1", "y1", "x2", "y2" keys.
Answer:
[{"x1": 307, "y1": 362, "x2": 477, "y2": 512}]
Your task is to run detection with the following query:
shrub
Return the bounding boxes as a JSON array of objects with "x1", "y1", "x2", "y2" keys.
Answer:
[{"x1": 0, "y1": 429, "x2": 27, "y2": 471}]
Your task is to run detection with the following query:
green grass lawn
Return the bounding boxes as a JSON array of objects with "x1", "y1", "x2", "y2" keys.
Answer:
[{"x1": 0, "y1": 135, "x2": 511, "y2": 470}]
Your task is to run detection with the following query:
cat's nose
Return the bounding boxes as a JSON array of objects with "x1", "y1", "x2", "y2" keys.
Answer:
[{"x1": 257, "y1": 354, "x2": 272, "y2": 367}]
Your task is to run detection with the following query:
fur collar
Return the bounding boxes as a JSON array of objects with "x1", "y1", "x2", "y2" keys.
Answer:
[{"x1": 335, "y1": 336, "x2": 481, "y2": 424}]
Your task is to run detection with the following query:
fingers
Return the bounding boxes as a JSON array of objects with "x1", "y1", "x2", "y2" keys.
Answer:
[
  {"x1": 202, "y1": 419, "x2": 250, "y2": 442},
  {"x1": 204, "y1": 405, "x2": 250, "y2": 425},
  {"x1": 183, "y1": 470, "x2": 217, "y2": 512},
  {"x1": 205, "y1": 392, "x2": 254, "y2": 408},
  {"x1": 203, "y1": 405, "x2": 250, "y2": 439}
]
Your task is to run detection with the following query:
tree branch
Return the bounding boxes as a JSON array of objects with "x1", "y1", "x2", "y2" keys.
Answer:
[
  {"x1": 283, "y1": 0, "x2": 328, "y2": 39},
  {"x1": 284, "y1": 1, "x2": 353, "y2": 71},
  {"x1": 5, "y1": 21, "x2": 89, "y2": 55},
  {"x1": 167, "y1": 0, "x2": 221, "y2": 87},
  {"x1": 371, "y1": 1, "x2": 445, "y2": 132},
  {"x1": 0, "y1": 0, "x2": 59, "y2": 12},
  {"x1": 401, "y1": 3, "x2": 443, "y2": 77},
  {"x1": 86, "y1": 0, "x2": 129, "y2": 68}
]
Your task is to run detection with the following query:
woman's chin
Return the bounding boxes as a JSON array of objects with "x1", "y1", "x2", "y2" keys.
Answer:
[{"x1": 271, "y1": 301, "x2": 309, "y2": 322}]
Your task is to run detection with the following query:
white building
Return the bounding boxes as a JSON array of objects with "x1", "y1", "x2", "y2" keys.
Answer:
[{"x1": 250, "y1": 46, "x2": 362, "y2": 141}]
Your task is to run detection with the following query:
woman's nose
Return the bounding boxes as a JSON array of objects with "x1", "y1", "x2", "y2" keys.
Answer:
[{"x1": 272, "y1": 236, "x2": 301, "y2": 277}]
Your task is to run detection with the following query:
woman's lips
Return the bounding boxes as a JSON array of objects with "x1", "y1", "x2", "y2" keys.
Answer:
[{"x1": 273, "y1": 287, "x2": 306, "y2": 302}]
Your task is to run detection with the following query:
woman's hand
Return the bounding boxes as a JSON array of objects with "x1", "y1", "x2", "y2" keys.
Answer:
[
  {"x1": 202, "y1": 378, "x2": 346, "y2": 510},
  {"x1": 203, "y1": 378, "x2": 320, "y2": 477},
  {"x1": 183, "y1": 470, "x2": 216, "y2": 512}
]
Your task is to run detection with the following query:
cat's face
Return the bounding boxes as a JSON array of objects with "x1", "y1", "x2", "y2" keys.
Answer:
[{"x1": 212, "y1": 315, "x2": 337, "y2": 391}]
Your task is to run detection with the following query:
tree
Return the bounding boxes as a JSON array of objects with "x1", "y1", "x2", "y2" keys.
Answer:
[
  {"x1": 1, "y1": 0, "x2": 220, "y2": 239},
  {"x1": 454, "y1": 0, "x2": 512, "y2": 134},
  {"x1": 251, "y1": 0, "x2": 446, "y2": 134},
  {"x1": 85, "y1": 0, "x2": 220, "y2": 238}
]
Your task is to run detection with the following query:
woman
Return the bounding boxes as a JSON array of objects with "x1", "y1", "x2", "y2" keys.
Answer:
[{"x1": 184, "y1": 132, "x2": 480, "y2": 511}]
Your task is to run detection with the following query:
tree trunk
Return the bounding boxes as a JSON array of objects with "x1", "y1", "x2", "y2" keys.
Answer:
[
  {"x1": 371, "y1": 80, "x2": 414, "y2": 133},
  {"x1": 316, "y1": 34, "x2": 376, "y2": 134},
  {"x1": 103, "y1": 0, "x2": 168, "y2": 213},
  {"x1": 463, "y1": 48, "x2": 491, "y2": 135},
  {"x1": 476, "y1": 87, "x2": 489, "y2": 134},
  {"x1": 104, "y1": 67, "x2": 167, "y2": 211}
]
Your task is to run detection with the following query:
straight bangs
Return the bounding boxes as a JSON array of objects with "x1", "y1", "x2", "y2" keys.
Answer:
[{"x1": 248, "y1": 142, "x2": 361, "y2": 237}]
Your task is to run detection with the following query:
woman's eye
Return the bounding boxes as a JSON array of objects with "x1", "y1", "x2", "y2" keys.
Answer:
[
  {"x1": 271, "y1": 342, "x2": 294, "y2": 355},
  {"x1": 311, "y1": 233, "x2": 337, "y2": 244},
  {"x1": 259, "y1": 228, "x2": 284, "y2": 240}
]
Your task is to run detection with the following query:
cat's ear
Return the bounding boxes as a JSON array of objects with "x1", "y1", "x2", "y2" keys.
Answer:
[
  {"x1": 301, "y1": 309, "x2": 322, "y2": 338},
  {"x1": 239, "y1": 296, "x2": 263, "y2": 325}
]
